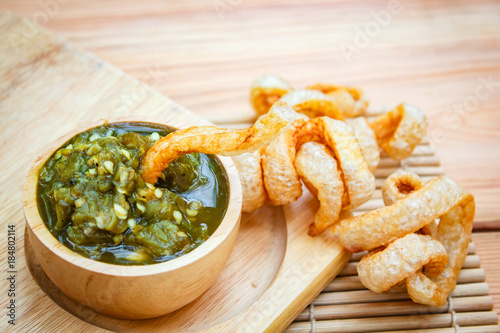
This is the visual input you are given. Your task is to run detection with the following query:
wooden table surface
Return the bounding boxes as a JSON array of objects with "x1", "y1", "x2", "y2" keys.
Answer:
[{"x1": 1, "y1": 0, "x2": 499, "y2": 328}]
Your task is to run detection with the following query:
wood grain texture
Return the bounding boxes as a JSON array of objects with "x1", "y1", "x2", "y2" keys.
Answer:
[
  {"x1": 22, "y1": 115, "x2": 242, "y2": 320},
  {"x1": 1, "y1": 0, "x2": 497, "y2": 227},
  {"x1": 287, "y1": 242, "x2": 499, "y2": 332},
  {"x1": 0, "y1": 0, "x2": 499, "y2": 330},
  {"x1": 473, "y1": 232, "x2": 500, "y2": 323},
  {"x1": 24, "y1": 205, "x2": 289, "y2": 331},
  {"x1": 0, "y1": 11, "x2": 350, "y2": 332}
]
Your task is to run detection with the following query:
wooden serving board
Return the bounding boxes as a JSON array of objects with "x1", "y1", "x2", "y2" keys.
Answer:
[
  {"x1": 3, "y1": 11, "x2": 497, "y2": 333},
  {"x1": 0, "y1": 12, "x2": 350, "y2": 332}
]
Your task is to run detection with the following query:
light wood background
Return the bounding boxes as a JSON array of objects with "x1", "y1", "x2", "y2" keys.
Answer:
[{"x1": 1, "y1": 0, "x2": 499, "y2": 329}]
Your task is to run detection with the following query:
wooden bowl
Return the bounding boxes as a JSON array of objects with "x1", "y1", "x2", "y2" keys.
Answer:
[{"x1": 23, "y1": 117, "x2": 242, "y2": 320}]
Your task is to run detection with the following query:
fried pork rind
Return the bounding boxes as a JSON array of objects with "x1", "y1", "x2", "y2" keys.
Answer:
[
  {"x1": 381, "y1": 169, "x2": 422, "y2": 206},
  {"x1": 382, "y1": 169, "x2": 436, "y2": 236},
  {"x1": 249, "y1": 75, "x2": 370, "y2": 119},
  {"x1": 355, "y1": 169, "x2": 475, "y2": 305},
  {"x1": 336, "y1": 177, "x2": 466, "y2": 253},
  {"x1": 406, "y1": 192, "x2": 475, "y2": 306},
  {"x1": 420, "y1": 219, "x2": 439, "y2": 237},
  {"x1": 357, "y1": 234, "x2": 448, "y2": 293},
  {"x1": 232, "y1": 150, "x2": 266, "y2": 213},
  {"x1": 369, "y1": 103, "x2": 427, "y2": 160},
  {"x1": 261, "y1": 115, "x2": 307, "y2": 206},
  {"x1": 294, "y1": 142, "x2": 344, "y2": 236},
  {"x1": 259, "y1": 114, "x2": 375, "y2": 231},
  {"x1": 279, "y1": 89, "x2": 345, "y2": 120},
  {"x1": 250, "y1": 75, "x2": 293, "y2": 115},
  {"x1": 345, "y1": 117, "x2": 380, "y2": 173},
  {"x1": 295, "y1": 117, "x2": 376, "y2": 210},
  {"x1": 307, "y1": 83, "x2": 369, "y2": 118},
  {"x1": 140, "y1": 101, "x2": 296, "y2": 184}
]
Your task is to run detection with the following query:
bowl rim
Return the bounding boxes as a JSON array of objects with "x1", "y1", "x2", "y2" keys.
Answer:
[{"x1": 23, "y1": 116, "x2": 242, "y2": 277}]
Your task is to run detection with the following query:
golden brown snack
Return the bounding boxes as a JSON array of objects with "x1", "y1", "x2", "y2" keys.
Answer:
[
  {"x1": 406, "y1": 192, "x2": 475, "y2": 306},
  {"x1": 381, "y1": 169, "x2": 422, "y2": 206},
  {"x1": 232, "y1": 149, "x2": 266, "y2": 213},
  {"x1": 336, "y1": 177, "x2": 466, "y2": 253},
  {"x1": 382, "y1": 169, "x2": 436, "y2": 236},
  {"x1": 354, "y1": 171, "x2": 474, "y2": 305},
  {"x1": 419, "y1": 220, "x2": 439, "y2": 237},
  {"x1": 345, "y1": 117, "x2": 380, "y2": 173},
  {"x1": 261, "y1": 115, "x2": 307, "y2": 206},
  {"x1": 307, "y1": 83, "x2": 369, "y2": 117},
  {"x1": 357, "y1": 234, "x2": 448, "y2": 293},
  {"x1": 369, "y1": 103, "x2": 427, "y2": 160},
  {"x1": 386, "y1": 280, "x2": 408, "y2": 293},
  {"x1": 140, "y1": 101, "x2": 296, "y2": 184},
  {"x1": 294, "y1": 142, "x2": 344, "y2": 236},
  {"x1": 382, "y1": 169, "x2": 437, "y2": 237},
  {"x1": 260, "y1": 114, "x2": 374, "y2": 234},
  {"x1": 295, "y1": 117, "x2": 376, "y2": 210},
  {"x1": 250, "y1": 75, "x2": 293, "y2": 115},
  {"x1": 279, "y1": 89, "x2": 345, "y2": 120}
]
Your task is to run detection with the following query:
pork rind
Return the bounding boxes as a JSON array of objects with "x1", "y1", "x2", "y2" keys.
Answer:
[
  {"x1": 420, "y1": 219, "x2": 439, "y2": 237},
  {"x1": 249, "y1": 75, "x2": 370, "y2": 119},
  {"x1": 294, "y1": 142, "x2": 344, "y2": 236},
  {"x1": 240, "y1": 114, "x2": 375, "y2": 231},
  {"x1": 406, "y1": 192, "x2": 475, "y2": 306},
  {"x1": 261, "y1": 115, "x2": 307, "y2": 206},
  {"x1": 358, "y1": 233, "x2": 448, "y2": 293},
  {"x1": 257, "y1": 115, "x2": 374, "y2": 233},
  {"x1": 382, "y1": 169, "x2": 434, "y2": 236},
  {"x1": 369, "y1": 103, "x2": 427, "y2": 160},
  {"x1": 295, "y1": 117, "x2": 375, "y2": 210},
  {"x1": 140, "y1": 101, "x2": 296, "y2": 184},
  {"x1": 307, "y1": 83, "x2": 368, "y2": 117},
  {"x1": 279, "y1": 89, "x2": 345, "y2": 120},
  {"x1": 345, "y1": 170, "x2": 475, "y2": 306},
  {"x1": 250, "y1": 75, "x2": 293, "y2": 115},
  {"x1": 336, "y1": 176, "x2": 467, "y2": 253},
  {"x1": 232, "y1": 149, "x2": 266, "y2": 213},
  {"x1": 381, "y1": 169, "x2": 422, "y2": 206},
  {"x1": 345, "y1": 117, "x2": 380, "y2": 173}
]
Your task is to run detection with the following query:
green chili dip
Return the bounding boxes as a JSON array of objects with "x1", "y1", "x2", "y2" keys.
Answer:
[{"x1": 37, "y1": 122, "x2": 229, "y2": 265}]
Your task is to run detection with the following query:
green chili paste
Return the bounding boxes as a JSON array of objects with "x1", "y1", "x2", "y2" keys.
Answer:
[{"x1": 37, "y1": 122, "x2": 229, "y2": 265}]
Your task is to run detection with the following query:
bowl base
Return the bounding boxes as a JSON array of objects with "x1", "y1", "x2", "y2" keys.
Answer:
[{"x1": 25, "y1": 204, "x2": 287, "y2": 329}]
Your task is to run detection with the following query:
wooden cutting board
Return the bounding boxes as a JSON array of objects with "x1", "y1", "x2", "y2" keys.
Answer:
[{"x1": 0, "y1": 12, "x2": 350, "y2": 332}]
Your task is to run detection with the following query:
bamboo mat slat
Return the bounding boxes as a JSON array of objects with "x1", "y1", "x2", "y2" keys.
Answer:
[
  {"x1": 369, "y1": 326, "x2": 500, "y2": 333},
  {"x1": 287, "y1": 139, "x2": 499, "y2": 332},
  {"x1": 1, "y1": 1, "x2": 499, "y2": 330},
  {"x1": 229, "y1": 117, "x2": 498, "y2": 332},
  {"x1": 287, "y1": 311, "x2": 499, "y2": 333},
  {"x1": 294, "y1": 296, "x2": 494, "y2": 322},
  {"x1": 338, "y1": 254, "x2": 479, "y2": 278},
  {"x1": 325, "y1": 268, "x2": 486, "y2": 292}
]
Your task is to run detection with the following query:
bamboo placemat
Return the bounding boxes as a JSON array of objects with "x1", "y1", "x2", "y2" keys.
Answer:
[{"x1": 285, "y1": 134, "x2": 500, "y2": 333}]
